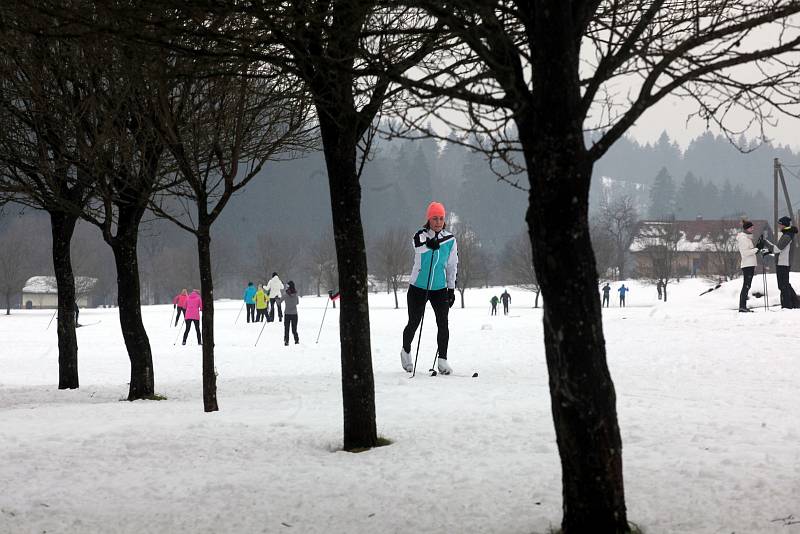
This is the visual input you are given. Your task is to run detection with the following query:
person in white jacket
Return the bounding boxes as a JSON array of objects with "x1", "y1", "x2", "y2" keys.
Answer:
[
  {"x1": 266, "y1": 272, "x2": 285, "y2": 322},
  {"x1": 736, "y1": 220, "x2": 762, "y2": 312}
]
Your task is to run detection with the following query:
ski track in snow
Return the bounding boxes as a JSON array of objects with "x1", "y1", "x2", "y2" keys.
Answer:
[{"x1": 1, "y1": 278, "x2": 800, "y2": 533}]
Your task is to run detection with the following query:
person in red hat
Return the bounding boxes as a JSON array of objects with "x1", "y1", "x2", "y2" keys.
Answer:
[{"x1": 400, "y1": 201, "x2": 459, "y2": 374}]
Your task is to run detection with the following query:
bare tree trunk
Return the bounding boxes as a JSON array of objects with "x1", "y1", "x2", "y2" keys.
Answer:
[
  {"x1": 521, "y1": 120, "x2": 627, "y2": 530},
  {"x1": 392, "y1": 280, "x2": 398, "y2": 309},
  {"x1": 317, "y1": 106, "x2": 377, "y2": 451},
  {"x1": 196, "y1": 223, "x2": 219, "y2": 412},
  {"x1": 110, "y1": 220, "x2": 154, "y2": 400},
  {"x1": 520, "y1": 9, "x2": 628, "y2": 525},
  {"x1": 534, "y1": 290, "x2": 540, "y2": 308},
  {"x1": 50, "y1": 212, "x2": 79, "y2": 389},
  {"x1": 4, "y1": 293, "x2": 10, "y2": 315},
  {"x1": 458, "y1": 288, "x2": 465, "y2": 309}
]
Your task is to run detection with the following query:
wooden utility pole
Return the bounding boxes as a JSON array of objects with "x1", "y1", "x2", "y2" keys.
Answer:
[{"x1": 774, "y1": 158, "x2": 798, "y2": 271}]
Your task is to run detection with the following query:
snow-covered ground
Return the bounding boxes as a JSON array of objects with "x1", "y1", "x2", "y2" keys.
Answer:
[{"x1": 2, "y1": 277, "x2": 800, "y2": 534}]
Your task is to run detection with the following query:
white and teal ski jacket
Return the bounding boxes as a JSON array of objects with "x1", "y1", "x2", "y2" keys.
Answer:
[{"x1": 409, "y1": 227, "x2": 458, "y2": 291}]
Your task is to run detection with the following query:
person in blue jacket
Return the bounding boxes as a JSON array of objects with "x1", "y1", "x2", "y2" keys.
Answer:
[
  {"x1": 618, "y1": 284, "x2": 629, "y2": 307},
  {"x1": 400, "y1": 201, "x2": 459, "y2": 375},
  {"x1": 243, "y1": 282, "x2": 257, "y2": 323}
]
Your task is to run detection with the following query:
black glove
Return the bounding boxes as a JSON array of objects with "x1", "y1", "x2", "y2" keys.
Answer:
[
  {"x1": 755, "y1": 235, "x2": 765, "y2": 249},
  {"x1": 426, "y1": 236, "x2": 440, "y2": 250},
  {"x1": 447, "y1": 288, "x2": 455, "y2": 308}
]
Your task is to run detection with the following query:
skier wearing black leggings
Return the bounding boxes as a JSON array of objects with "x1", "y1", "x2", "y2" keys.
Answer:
[{"x1": 400, "y1": 201, "x2": 459, "y2": 375}]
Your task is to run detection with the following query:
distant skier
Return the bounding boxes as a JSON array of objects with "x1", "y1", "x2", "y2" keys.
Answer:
[
  {"x1": 490, "y1": 295, "x2": 499, "y2": 315},
  {"x1": 500, "y1": 289, "x2": 511, "y2": 315},
  {"x1": 283, "y1": 280, "x2": 300, "y2": 346},
  {"x1": 172, "y1": 288, "x2": 188, "y2": 326},
  {"x1": 243, "y1": 282, "x2": 257, "y2": 323},
  {"x1": 768, "y1": 216, "x2": 798, "y2": 309},
  {"x1": 601, "y1": 283, "x2": 611, "y2": 307},
  {"x1": 400, "y1": 201, "x2": 458, "y2": 375},
  {"x1": 618, "y1": 284, "x2": 629, "y2": 307},
  {"x1": 266, "y1": 272, "x2": 285, "y2": 322},
  {"x1": 74, "y1": 301, "x2": 80, "y2": 326},
  {"x1": 255, "y1": 285, "x2": 269, "y2": 322},
  {"x1": 656, "y1": 280, "x2": 663, "y2": 300},
  {"x1": 182, "y1": 289, "x2": 202, "y2": 345},
  {"x1": 736, "y1": 220, "x2": 761, "y2": 313}
]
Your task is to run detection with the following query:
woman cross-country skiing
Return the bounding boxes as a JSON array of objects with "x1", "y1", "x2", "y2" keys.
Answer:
[{"x1": 400, "y1": 201, "x2": 458, "y2": 374}]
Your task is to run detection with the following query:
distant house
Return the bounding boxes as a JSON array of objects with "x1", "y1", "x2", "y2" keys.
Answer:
[
  {"x1": 22, "y1": 276, "x2": 98, "y2": 309},
  {"x1": 629, "y1": 219, "x2": 773, "y2": 279}
]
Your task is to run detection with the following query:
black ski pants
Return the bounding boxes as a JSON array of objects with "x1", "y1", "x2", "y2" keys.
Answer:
[
  {"x1": 502, "y1": 302, "x2": 509, "y2": 315},
  {"x1": 602, "y1": 294, "x2": 609, "y2": 307},
  {"x1": 256, "y1": 307, "x2": 267, "y2": 322},
  {"x1": 246, "y1": 303, "x2": 256, "y2": 323},
  {"x1": 739, "y1": 266, "x2": 755, "y2": 309},
  {"x1": 270, "y1": 297, "x2": 283, "y2": 322},
  {"x1": 284, "y1": 313, "x2": 298, "y2": 344},
  {"x1": 174, "y1": 306, "x2": 185, "y2": 326},
  {"x1": 183, "y1": 319, "x2": 201, "y2": 344},
  {"x1": 491, "y1": 304, "x2": 497, "y2": 315},
  {"x1": 776, "y1": 265, "x2": 796, "y2": 308},
  {"x1": 402, "y1": 284, "x2": 450, "y2": 359}
]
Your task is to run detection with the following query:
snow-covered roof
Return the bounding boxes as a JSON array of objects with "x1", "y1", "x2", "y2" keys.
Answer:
[
  {"x1": 629, "y1": 219, "x2": 771, "y2": 253},
  {"x1": 22, "y1": 276, "x2": 98, "y2": 294}
]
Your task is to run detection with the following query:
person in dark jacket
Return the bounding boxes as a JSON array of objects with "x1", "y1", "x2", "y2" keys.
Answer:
[
  {"x1": 500, "y1": 289, "x2": 511, "y2": 315},
  {"x1": 601, "y1": 283, "x2": 611, "y2": 307},
  {"x1": 490, "y1": 295, "x2": 499, "y2": 315},
  {"x1": 283, "y1": 281, "x2": 300, "y2": 346},
  {"x1": 767, "y1": 216, "x2": 798, "y2": 308}
]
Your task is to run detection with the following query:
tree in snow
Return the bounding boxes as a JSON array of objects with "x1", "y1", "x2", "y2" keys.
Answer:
[{"x1": 369, "y1": 226, "x2": 412, "y2": 309}]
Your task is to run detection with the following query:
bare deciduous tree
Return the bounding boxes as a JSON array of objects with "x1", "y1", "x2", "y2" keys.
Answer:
[
  {"x1": 390, "y1": 1, "x2": 800, "y2": 529},
  {"x1": 631, "y1": 219, "x2": 682, "y2": 302},
  {"x1": 450, "y1": 222, "x2": 481, "y2": 308},
  {"x1": 369, "y1": 226, "x2": 411, "y2": 309},
  {"x1": 500, "y1": 231, "x2": 540, "y2": 307},
  {"x1": 707, "y1": 220, "x2": 741, "y2": 282},
  {"x1": 597, "y1": 195, "x2": 638, "y2": 280},
  {"x1": 0, "y1": 225, "x2": 35, "y2": 314}
]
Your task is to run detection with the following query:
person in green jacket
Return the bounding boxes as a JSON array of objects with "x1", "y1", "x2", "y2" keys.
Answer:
[
  {"x1": 254, "y1": 285, "x2": 269, "y2": 322},
  {"x1": 490, "y1": 295, "x2": 499, "y2": 315}
]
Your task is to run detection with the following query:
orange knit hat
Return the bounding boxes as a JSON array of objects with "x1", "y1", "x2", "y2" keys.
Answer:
[{"x1": 426, "y1": 201, "x2": 446, "y2": 220}]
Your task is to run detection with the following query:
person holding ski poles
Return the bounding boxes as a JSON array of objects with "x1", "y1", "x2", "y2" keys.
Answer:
[
  {"x1": 400, "y1": 201, "x2": 458, "y2": 375},
  {"x1": 243, "y1": 282, "x2": 257, "y2": 323},
  {"x1": 617, "y1": 284, "x2": 629, "y2": 307},
  {"x1": 736, "y1": 220, "x2": 761, "y2": 313},
  {"x1": 500, "y1": 289, "x2": 511, "y2": 315},
  {"x1": 283, "y1": 280, "x2": 300, "y2": 345},
  {"x1": 254, "y1": 284, "x2": 269, "y2": 322},
  {"x1": 765, "y1": 216, "x2": 798, "y2": 309},
  {"x1": 601, "y1": 283, "x2": 611, "y2": 307},
  {"x1": 490, "y1": 295, "x2": 499, "y2": 315},
  {"x1": 266, "y1": 272, "x2": 285, "y2": 322},
  {"x1": 172, "y1": 288, "x2": 188, "y2": 326},
  {"x1": 182, "y1": 289, "x2": 203, "y2": 345}
]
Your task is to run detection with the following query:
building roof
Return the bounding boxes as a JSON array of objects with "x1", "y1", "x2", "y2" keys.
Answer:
[
  {"x1": 629, "y1": 219, "x2": 771, "y2": 253},
  {"x1": 22, "y1": 276, "x2": 98, "y2": 294}
]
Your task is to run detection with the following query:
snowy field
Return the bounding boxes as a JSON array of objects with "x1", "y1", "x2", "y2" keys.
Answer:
[{"x1": 2, "y1": 277, "x2": 800, "y2": 534}]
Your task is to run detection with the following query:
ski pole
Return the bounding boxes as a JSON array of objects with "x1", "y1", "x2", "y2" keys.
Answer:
[
  {"x1": 412, "y1": 242, "x2": 439, "y2": 378},
  {"x1": 254, "y1": 315, "x2": 268, "y2": 347},
  {"x1": 234, "y1": 302, "x2": 244, "y2": 325},
  {"x1": 169, "y1": 307, "x2": 175, "y2": 327},
  {"x1": 172, "y1": 323, "x2": 183, "y2": 346},
  {"x1": 46, "y1": 309, "x2": 57, "y2": 330},
  {"x1": 428, "y1": 349, "x2": 439, "y2": 375},
  {"x1": 315, "y1": 297, "x2": 330, "y2": 344}
]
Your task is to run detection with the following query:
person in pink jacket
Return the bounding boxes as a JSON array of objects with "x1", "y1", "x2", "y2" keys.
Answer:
[
  {"x1": 172, "y1": 288, "x2": 188, "y2": 326},
  {"x1": 182, "y1": 289, "x2": 203, "y2": 345}
]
